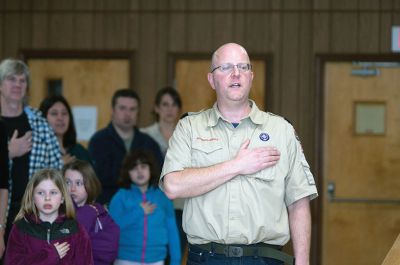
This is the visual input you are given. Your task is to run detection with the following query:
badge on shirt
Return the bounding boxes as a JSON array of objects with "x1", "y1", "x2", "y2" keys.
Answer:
[{"x1": 259, "y1": 133, "x2": 270, "y2": 141}]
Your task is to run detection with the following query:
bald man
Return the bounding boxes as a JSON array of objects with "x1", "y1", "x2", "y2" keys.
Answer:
[{"x1": 160, "y1": 43, "x2": 318, "y2": 265}]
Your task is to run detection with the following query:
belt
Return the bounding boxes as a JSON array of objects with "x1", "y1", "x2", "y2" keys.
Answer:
[{"x1": 189, "y1": 243, "x2": 295, "y2": 265}]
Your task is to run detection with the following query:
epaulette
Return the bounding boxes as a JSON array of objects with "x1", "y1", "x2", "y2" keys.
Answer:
[
  {"x1": 180, "y1": 110, "x2": 204, "y2": 119},
  {"x1": 266, "y1": 112, "x2": 290, "y2": 123}
]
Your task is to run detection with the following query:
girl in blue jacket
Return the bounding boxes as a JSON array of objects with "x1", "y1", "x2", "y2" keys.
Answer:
[{"x1": 109, "y1": 150, "x2": 181, "y2": 265}]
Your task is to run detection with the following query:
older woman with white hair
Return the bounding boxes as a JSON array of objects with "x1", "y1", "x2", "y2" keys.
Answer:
[{"x1": 0, "y1": 58, "x2": 62, "y2": 255}]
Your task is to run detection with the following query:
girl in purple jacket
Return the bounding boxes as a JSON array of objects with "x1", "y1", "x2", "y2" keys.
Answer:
[
  {"x1": 63, "y1": 160, "x2": 120, "y2": 265},
  {"x1": 4, "y1": 168, "x2": 93, "y2": 265}
]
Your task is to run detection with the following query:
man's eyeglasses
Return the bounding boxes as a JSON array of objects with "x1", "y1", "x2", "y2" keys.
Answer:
[{"x1": 210, "y1": 63, "x2": 252, "y2": 74}]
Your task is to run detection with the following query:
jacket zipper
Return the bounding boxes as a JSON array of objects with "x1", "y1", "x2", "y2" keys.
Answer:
[
  {"x1": 141, "y1": 192, "x2": 148, "y2": 264},
  {"x1": 47, "y1": 228, "x2": 50, "y2": 244}
]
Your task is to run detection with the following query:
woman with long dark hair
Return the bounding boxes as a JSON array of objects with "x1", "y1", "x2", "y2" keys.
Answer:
[{"x1": 39, "y1": 95, "x2": 92, "y2": 164}]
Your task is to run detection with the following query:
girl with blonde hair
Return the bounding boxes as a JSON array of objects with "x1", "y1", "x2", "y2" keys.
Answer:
[{"x1": 4, "y1": 168, "x2": 93, "y2": 265}]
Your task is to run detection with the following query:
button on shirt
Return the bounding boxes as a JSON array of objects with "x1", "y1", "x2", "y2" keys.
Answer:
[{"x1": 160, "y1": 100, "x2": 318, "y2": 246}]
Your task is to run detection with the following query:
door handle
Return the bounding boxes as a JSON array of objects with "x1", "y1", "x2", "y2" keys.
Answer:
[{"x1": 327, "y1": 181, "x2": 400, "y2": 204}]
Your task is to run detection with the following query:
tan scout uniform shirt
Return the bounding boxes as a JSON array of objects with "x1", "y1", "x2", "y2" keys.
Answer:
[{"x1": 160, "y1": 100, "x2": 318, "y2": 245}]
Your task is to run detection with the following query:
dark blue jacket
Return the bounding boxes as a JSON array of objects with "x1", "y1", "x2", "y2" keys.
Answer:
[{"x1": 88, "y1": 123, "x2": 163, "y2": 204}]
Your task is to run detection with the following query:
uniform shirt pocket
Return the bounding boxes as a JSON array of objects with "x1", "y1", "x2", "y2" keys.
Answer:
[
  {"x1": 191, "y1": 141, "x2": 224, "y2": 167},
  {"x1": 250, "y1": 166, "x2": 276, "y2": 182}
]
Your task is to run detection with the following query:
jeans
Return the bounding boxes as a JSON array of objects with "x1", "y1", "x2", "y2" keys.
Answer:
[{"x1": 187, "y1": 245, "x2": 284, "y2": 265}]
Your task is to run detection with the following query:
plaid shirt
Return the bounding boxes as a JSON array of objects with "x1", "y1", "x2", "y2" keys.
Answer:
[
  {"x1": 8, "y1": 106, "x2": 62, "y2": 196},
  {"x1": 6, "y1": 106, "x2": 62, "y2": 223},
  {"x1": 24, "y1": 106, "x2": 62, "y2": 176}
]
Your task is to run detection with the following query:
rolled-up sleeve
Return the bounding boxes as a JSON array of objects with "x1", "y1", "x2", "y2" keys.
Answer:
[{"x1": 159, "y1": 118, "x2": 192, "y2": 189}]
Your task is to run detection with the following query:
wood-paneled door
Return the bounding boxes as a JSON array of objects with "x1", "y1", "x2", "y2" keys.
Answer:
[
  {"x1": 26, "y1": 57, "x2": 130, "y2": 145},
  {"x1": 321, "y1": 61, "x2": 400, "y2": 265}
]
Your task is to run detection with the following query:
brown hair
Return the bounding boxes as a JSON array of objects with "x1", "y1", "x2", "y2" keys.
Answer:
[
  {"x1": 15, "y1": 168, "x2": 75, "y2": 222},
  {"x1": 62, "y1": 160, "x2": 102, "y2": 204},
  {"x1": 118, "y1": 150, "x2": 160, "y2": 189}
]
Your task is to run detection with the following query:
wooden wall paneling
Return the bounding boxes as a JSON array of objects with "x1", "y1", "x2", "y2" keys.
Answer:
[
  {"x1": 73, "y1": 13, "x2": 94, "y2": 49},
  {"x1": 19, "y1": 13, "x2": 33, "y2": 51},
  {"x1": 137, "y1": 12, "x2": 158, "y2": 126},
  {"x1": 269, "y1": 34, "x2": 281, "y2": 114},
  {"x1": 187, "y1": 0, "x2": 213, "y2": 10},
  {"x1": 297, "y1": 12, "x2": 314, "y2": 157},
  {"x1": 169, "y1": 0, "x2": 186, "y2": 10},
  {"x1": 313, "y1": 12, "x2": 331, "y2": 53},
  {"x1": 266, "y1": 2, "x2": 282, "y2": 113},
  {"x1": 3, "y1": 13, "x2": 21, "y2": 57},
  {"x1": 104, "y1": 14, "x2": 128, "y2": 49},
  {"x1": 127, "y1": 13, "x2": 140, "y2": 49},
  {"x1": 155, "y1": 0, "x2": 170, "y2": 10},
  {"x1": 213, "y1": 0, "x2": 234, "y2": 46},
  {"x1": 20, "y1": 0, "x2": 32, "y2": 11},
  {"x1": 270, "y1": 0, "x2": 283, "y2": 9},
  {"x1": 380, "y1": 0, "x2": 393, "y2": 10},
  {"x1": 31, "y1": 0, "x2": 49, "y2": 10},
  {"x1": 357, "y1": 0, "x2": 380, "y2": 53},
  {"x1": 282, "y1": 0, "x2": 302, "y2": 10},
  {"x1": 74, "y1": 0, "x2": 94, "y2": 10},
  {"x1": 392, "y1": 12, "x2": 400, "y2": 29},
  {"x1": 186, "y1": 0, "x2": 214, "y2": 52},
  {"x1": 93, "y1": 0, "x2": 106, "y2": 10},
  {"x1": 330, "y1": 0, "x2": 358, "y2": 10},
  {"x1": 139, "y1": 0, "x2": 159, "y2": 10},
  {"x1": 313, "y1": 0, "x2": 330, "y2": 10},
  {"x1": 279, "y1": 13, "x2": 300, "y2": 123},
  {"x1": 49, "y1": 0, "x2": 74, "y2": 10},
  {"x1": 244, "y1": 1, "x2": 269, "y2": 51},
  {"x1": 31, "y1": 13, "x2": 49, "y2": 49},
  {"x1": 103, "y1": 0, "x2": 130, "y2": 10},
  {"x1": 358, "y1": 12, "x2": 380, "y2": 52},
  {"x1": 244, "y1": 8, "x2": 271, "y2": 52},
  {"x1": 168, "y1": 10, "x2": 186, "y2": 52},
  {"x1": 394, "y1": 0, "x2": 400, "y2": 10},
  {"x1": 128, "y1": 0, "x2": 140, "y2": 10},
  {"x1": 245, "y1": 0, "x2": 268, "y2": 10},
  {"x1": 231, "y1": 11, "x2": 246, "y2": 46},
  {"x1": 233, "y1": 0, "x2": 246, "y2": 9},
  {"x1": 299, "y1": 0, "x2": 314, "y2": 10},
  {"x1": 155, "y1": 10, "x2": 170, "y2": 89},
  {"x1": 331, "y1": 12, "x2": 358, "y2": 53},
  {"x1": 4, "y1": 0, "x2": 20, "y2": 10},
  {"x1": 168, "y1": 0, "x2": 187, "y2": 51},
  {"x1": 359, "y1": 0, "x2": 380, "y2": 10},
  {"x1": 93, "y1": 12, "x2": 105, "y2": 49},
  {"x1": 48, "y1": 13, "x2": 74, "y2": 48},
  {"x1": 379, "y1": 12, "x2": 392, "y2": 53}
]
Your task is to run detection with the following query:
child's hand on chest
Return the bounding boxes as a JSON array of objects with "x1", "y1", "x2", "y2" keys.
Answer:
[{"x1": 140, "y1": 201, "x2": 157, "y2": 215}]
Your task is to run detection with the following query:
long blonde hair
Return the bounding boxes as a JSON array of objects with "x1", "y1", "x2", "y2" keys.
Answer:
[{"x1": 14, "y1": 168, "x2": 75, "y2": 222}]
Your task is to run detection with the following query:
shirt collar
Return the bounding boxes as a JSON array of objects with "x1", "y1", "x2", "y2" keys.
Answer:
[{"x1": 208, "y1": 99, "x2": 264, "y2": 127}]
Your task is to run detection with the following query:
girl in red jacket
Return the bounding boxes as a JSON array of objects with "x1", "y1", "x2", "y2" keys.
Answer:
[{"x1": 4, "y1": 168, "x2": 94, "y2": 265}]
